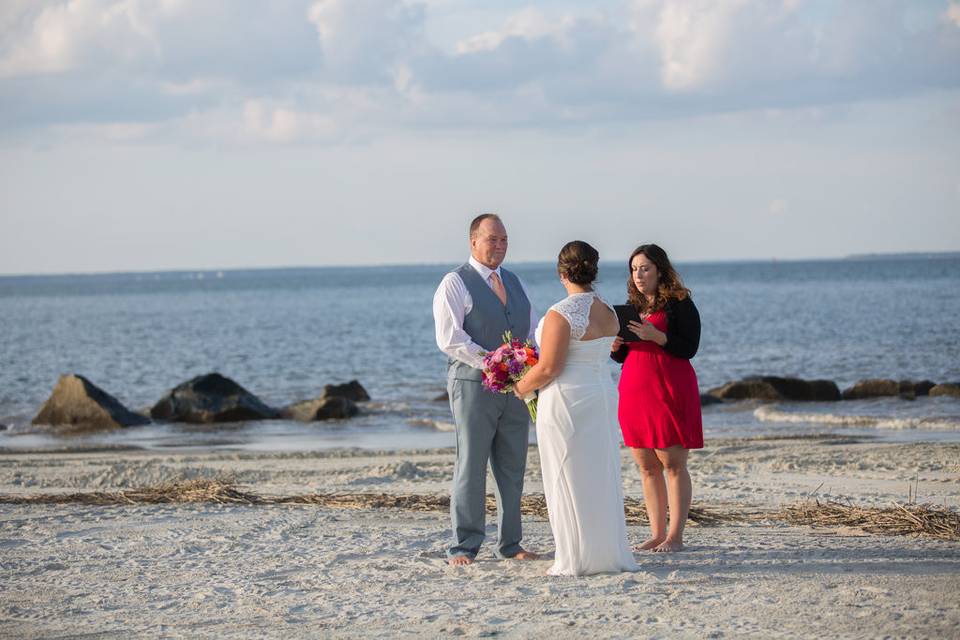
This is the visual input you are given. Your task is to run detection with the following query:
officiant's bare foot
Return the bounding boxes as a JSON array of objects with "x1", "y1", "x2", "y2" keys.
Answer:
[
  {"x1": 510, "y1": 549, "x2": 539, "y2": 561},
  {"x1": 652, "y1": 538, "x2": 684, "y2": 553},
  {"x1": 634, "y1": 537, "x2": 666, "y2": 551},
  {"x1": 448, "y1": 555, "x2": 474, "y2": 566}
]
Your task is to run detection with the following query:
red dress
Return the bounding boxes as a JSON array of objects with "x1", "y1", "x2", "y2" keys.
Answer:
[{"x1": 618, "y1": 310, "x2": 703, "y2": 449}]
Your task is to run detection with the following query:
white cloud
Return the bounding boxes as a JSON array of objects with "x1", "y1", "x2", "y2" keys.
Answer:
[
  {"x1": 947, "y1": 3, "x2": 960, "y2": 28},
  {"x1": 0, "y1": 1, "x2": 323, "y2": 82},
  {"x1": 646, "y1": 0, "x2": 748, "y2": 91},
  {"x1": 156, "y1": 101, "x2": 333, "y2": 146},
  {"x1": 769, "y1": 198, "x2": 788, "y2": 216},
  {"x1": 307, "y1": 0, "x2": 426, "y2": 84},
  {"x1": 454, "y1": 8, "x2": 576, "y2": 54},
  {"x1": 0, "y1": 0, "x2": 167, "y2": 78},
  {"x1": 241, "y1": 100, "x2": 337, "y2": 143},
  {"x1": 0, "y1": 0, "x2": 957, "y2": 143}
]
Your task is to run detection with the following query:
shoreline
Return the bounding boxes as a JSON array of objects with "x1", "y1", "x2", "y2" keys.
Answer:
[{"x1": 5, "y1": 422, "x2": 960, "y2": 460}]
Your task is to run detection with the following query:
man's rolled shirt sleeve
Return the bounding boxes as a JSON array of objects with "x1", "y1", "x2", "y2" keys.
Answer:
[{"x1": 433, "y1": 272, "x2": 486, "y2": 370}]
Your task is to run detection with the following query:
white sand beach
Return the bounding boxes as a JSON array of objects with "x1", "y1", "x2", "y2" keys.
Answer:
[{"x1": 1, "y1": 435, "x2": 959, "y2": 639}]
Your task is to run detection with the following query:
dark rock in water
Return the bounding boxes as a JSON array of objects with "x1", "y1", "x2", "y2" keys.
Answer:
[
  {"x1": 315, "y1": 396, "x2": 359, "y2": 420},
  {"x1": 282, "y1": 396, "x2": 359, "y2": 421},
  {"x1": 433, "y1": 391, "x2": 449, "y2": 402},
  {"x1": 754, "y1": 376, "x2": 840, "y2": 402},
  {"x1": 930, "y1": 383, "x2": 960, "y2": 398},
  {"x1": 912, "y1": 380, "x2": 937, "y2": 396},
  {"x1": 321, "y1": 380, "x2": 370, "y2": 402},
  {"x1": 841, "y1": 379, "x2": 901, "y2": 400},
  {"x1": 281, "y1": 400, "x2": 318, "y2": 422},
  {"x1": 281, "y1": 381, "x2": 367, "y2": 421},
  {"x1": 0, "y1": 423, "x2": 7, "y2": 431},
  {"x1": 32, "y1": 374, "x2": 150, "y2": 432},
  {"x1": 708, "y1": 380, "x2": 780, "y2": 401},
  {"x1": 699, "y1": 394, "x2": 722, "y2": 406},
  {"x1": 151, "y1": 373, "x2": 278, "y2": 423},
  {"x1": 896, "y1": 380, "x2": 917, "y2": 400},
  {"x1": 708, "y1": 376, "x2": 840, "y2": 402}
]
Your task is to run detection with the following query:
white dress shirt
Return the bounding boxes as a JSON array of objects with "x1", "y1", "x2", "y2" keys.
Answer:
[{"x1": 433, "y1": 257, "x2": 539, "y2": 370}]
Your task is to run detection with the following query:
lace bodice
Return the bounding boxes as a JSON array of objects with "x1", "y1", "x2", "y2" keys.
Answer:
[{"x1": 545, "y1": 292, "x2": 613, "y2": 341}]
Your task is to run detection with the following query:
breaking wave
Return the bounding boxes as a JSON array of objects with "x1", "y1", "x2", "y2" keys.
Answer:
[{"x1": 753, "y1": 405, "x2": 960, "y2": 431}]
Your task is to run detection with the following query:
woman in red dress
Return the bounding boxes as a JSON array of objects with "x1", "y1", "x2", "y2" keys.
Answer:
[{"x1": 611, "y1": 244, "x2": 702, "y2": 553}]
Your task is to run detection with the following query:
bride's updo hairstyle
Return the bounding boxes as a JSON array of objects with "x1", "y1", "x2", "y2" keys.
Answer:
[{"x1": 557, "y1": 241, "x2": 600, "y2": 286}]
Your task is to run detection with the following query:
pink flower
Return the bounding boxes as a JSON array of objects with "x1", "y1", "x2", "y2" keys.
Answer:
[{"x1": 479, "y1": 330, "x2": 540, "y2": 421}]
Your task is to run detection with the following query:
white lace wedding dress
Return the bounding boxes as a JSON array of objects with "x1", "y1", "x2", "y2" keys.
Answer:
[{"x1": 535, "y1": 292, "x2": 639, "y2": 576}]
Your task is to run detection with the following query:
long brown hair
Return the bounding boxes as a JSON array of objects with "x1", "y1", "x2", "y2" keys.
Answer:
[{"x1": 626, "y1": 244, "x2": 691, "y2": 314}]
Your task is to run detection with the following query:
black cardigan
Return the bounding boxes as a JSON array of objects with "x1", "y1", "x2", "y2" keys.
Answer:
[{"x1": 611, "y1": 296, "x2": 701, "y2": 363}]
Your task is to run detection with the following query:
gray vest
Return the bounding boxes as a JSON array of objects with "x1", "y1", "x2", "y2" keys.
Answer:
[{"x1": 448, "y1": 263, "x2": 532, "y2": 382}]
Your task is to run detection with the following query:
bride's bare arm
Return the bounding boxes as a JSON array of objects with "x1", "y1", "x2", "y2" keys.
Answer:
[{"x1": 514, "y1": 311, "x2": 570, "y2": 397}]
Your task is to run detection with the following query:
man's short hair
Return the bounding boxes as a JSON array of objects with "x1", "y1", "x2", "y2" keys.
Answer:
[{"x1": 469, "y1": 213, "x2": 502, "y2": 240}]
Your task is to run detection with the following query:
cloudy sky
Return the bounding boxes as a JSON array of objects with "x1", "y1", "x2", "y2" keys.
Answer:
[{"x1": 1, "y1": 0, "x2": 958, "y2": 274}]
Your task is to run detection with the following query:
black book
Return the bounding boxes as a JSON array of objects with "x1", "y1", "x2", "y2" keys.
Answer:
[{"x1": 613, "y1": 304, "x2": 642, "y2": 342}]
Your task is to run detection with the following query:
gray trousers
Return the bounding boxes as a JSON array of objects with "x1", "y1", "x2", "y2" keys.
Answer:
[{"x1": 447, "y1": 377, "x2": 530, "y2": 559}]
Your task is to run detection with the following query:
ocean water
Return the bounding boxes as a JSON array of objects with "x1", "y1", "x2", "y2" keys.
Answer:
[{"x1": 1, "y1": 257, "x2": 959, "y2": 451}]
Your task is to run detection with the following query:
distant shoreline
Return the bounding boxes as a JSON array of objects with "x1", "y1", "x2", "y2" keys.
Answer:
[
  {"x1": 844, "y1": 251, "x2": 960, "y2": 261},
  {"x1": 1, "y1": 251, "x2": 958, "y2": 280}
]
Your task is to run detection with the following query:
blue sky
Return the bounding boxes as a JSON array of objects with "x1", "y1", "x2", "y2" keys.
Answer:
[{"x1": 1, "y1": 0, "x2": 958, "y2": 274}]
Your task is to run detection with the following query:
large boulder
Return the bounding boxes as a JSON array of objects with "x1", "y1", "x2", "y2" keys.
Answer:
[
  {"x1": 321, "y1": 380, "x2": 370, "y2": 402},
  {"x1": 150, "y1": 373, "x2": 278, "y2": 423},
  {"x1": 708, "y1": 376, "x2": 841, "y2": 402},
  {"x1": 912, "y1": 380, "x2": 937, "y2": 396},
  {"x1": 929, "y1": 383, "x2": 960, "y2": 398},
  {"x1": 754, "y1": 376, "x2": 841, "y2": 402},
  {"x1": 32, "y1": 374, "x2": 150, "y2": 432},
  {"x1": 841, "y1": 379, "x2": 909, "y2": 400},
  {"x1": 699, "y1": 394, "x2": 722, "y2": 407},
  {"x1": 707, "y1": 380, "x2": 781, "y2": 402},
  {"x1": 282, "y1": 396, "x2": 359, "y2": 421}
]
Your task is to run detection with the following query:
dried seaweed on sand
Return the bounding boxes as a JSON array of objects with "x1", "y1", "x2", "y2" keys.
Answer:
[
  {"x1": 5, "y1": 479, "x2": 956, "y2": 540},
  {"x1": 780, "y1": 500, "x2": 960, "y2": 542},
  {"x1": 0, "y1": 478, "x2": 742, "y2": 525}
]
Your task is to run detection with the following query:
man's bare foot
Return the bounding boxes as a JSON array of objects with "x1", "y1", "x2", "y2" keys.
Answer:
[
  {"x1": 652, "y1": 539, "x2": 684, "y2": 553},
  {"x1": 510, "y1": 549, "x2": 539, "y2": 561},
  {"x1": 633, "y1": 537, "x2": 666, "y2": 551},
  {"x1": 448, "y1": 555, "x2": 474, "y2": 566}
]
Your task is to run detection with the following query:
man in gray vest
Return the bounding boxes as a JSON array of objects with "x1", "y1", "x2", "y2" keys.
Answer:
[{"x1": 433, "y1": 214, "x2": 540, "y2": 566}]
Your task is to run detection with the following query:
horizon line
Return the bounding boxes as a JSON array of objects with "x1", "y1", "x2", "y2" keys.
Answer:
[{"x1": 1, "y1": 250, "x2": 958, "y2": 279}]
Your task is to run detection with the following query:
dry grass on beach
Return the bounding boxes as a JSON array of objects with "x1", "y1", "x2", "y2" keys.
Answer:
[
  {"x1": 0, "y1": 478, "x2": 733, "y2": 523},
  {"x1": 780, "y1": 500, "x2": 960, "y2": 541},
  {"x1": 3, "y1": 477, "x2": 958, "y2": 541}
]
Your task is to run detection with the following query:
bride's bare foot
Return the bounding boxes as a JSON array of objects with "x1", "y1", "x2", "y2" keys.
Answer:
[
  {"x1": 510, "y1": 549, "x2": 539, "y2": 561},
  {"x1": 448, "y1": 555, "x2": 474, "y2": 566},
  {"x1": 633, "y1": 537, "x2": 666, "y2": 551},
  {"x1": 652, "y1": 539, "x2": 684, "y2": 553}
]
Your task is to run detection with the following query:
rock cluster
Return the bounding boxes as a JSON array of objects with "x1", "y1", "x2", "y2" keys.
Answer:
[
  {"x1": 707, "y1": 376, "x2": 952, "y2": 403},
  {"x1": 31, "y1": 373, "x2": 371, "y2": 432}
]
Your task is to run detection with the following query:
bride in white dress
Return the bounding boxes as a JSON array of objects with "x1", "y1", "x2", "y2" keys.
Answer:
[{"x1": 513, "y1": 241, "x2": 639, "y2": 576}]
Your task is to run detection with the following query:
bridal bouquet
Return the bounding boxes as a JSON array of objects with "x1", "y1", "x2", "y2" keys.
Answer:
[{"x1": 480, "y1": 331, "x2": 539, "y2": 421}]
